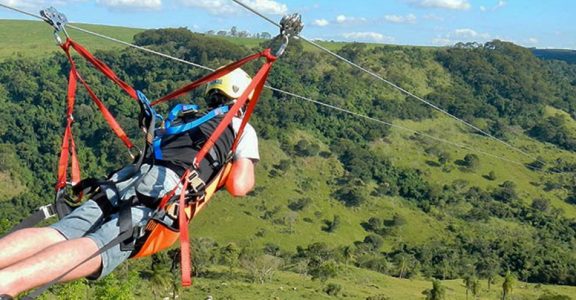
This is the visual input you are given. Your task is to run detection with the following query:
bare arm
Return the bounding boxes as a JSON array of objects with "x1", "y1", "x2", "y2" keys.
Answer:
[{"x1": 225, "y1": 157, "x2": 255, "y2": 196}]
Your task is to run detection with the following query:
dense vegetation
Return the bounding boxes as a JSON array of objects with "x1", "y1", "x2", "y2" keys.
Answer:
[
  {"x1": 0, "y1": 25, "x2": 576, "y2": 299},
  {"x1": 531, "y1": 49, "x2": 576, "y2": 65}
]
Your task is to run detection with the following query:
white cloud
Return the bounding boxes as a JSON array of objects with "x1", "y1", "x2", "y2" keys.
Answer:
[
  {"x1": 178, "y1": 0, "x2": 286, "y2": 15},
  {"x1": 454, "y1": 28, "x2": 478, "y2": 38},
  {"x1": 247, "y1": 0, "x2": 287, "y2": 15},
  {"x1": 335, "y1": 15, "x2": 367, "y2": 25},
  {"x1": 384, "y1": 14, "x2": 417, "y2": 24},
  {"x1": 179, "y1": 0, "x2": 236, "y2": 15},
  {"x1": 480, "y1": 0, "x2": 506, "y2": 12},
  {"x1": 415, "y1": 0, "x2": 471, "y2": 10},
  {"x1": 434, "y1": 28, "x2": 492, "y2": 45},
  {"x1": 454, "y1": 28, "x2": 490, "y2": 39},
  {"x1": 432, "y1": 37, "x2": 453, "y2": 46},
  {"x1": 342, "y1": 32, "x2": 395, "y2": 43},
  {"x1": 97, "y1": 0, "x2": 162, "y2": 10},
  {"x1": 3, "y1": 0, "x2": 85, "y2": 9},
  {"x1": 527, "y1": 37, "x2": 539, "y2": 44},
  {"x1": 313, "y1": 19, "x2": 329, "y2": 27},
  {"x1": 423, "y1": 14, "x2": 444, "y2": 21}
]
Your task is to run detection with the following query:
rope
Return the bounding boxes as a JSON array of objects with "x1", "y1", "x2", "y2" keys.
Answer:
[
  {"x1": 229, "y1": 0, "x2": 544, "y2": 166},
  {"x1": 0, "y1": 2, "x2": 544, "y2": 171}
]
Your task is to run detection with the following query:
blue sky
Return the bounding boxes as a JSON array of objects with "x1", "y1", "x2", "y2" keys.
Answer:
[{"x1": 0, "y1": 0, "x2": 574, "y2": 49}]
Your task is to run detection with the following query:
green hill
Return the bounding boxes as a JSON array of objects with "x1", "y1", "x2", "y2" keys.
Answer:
[
  {"x1": 0, "y1": 21, "x2": 575, "y2": 299},
  {"x1": 0, "y1": 19, "x2": 143, "y2": 59},
  {"x1": 532, "y1": 48, "x2": 576, "y2": 64}
]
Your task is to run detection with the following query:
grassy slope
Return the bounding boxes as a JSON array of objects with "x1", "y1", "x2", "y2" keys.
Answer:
[
  {"x1": 2, "y1": 19, "x2": 576, "y2": 299},
  {"x1": 184, "y1": 267, "x2": 576, "y2": 300},
  {"x1": 0, "y1": 20, "x2": 143, "y2": 60}
]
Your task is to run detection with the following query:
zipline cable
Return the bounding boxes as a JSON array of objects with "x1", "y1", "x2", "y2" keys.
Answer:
[
  {"x1": 65, "y1": 24, "x2": 537, "y2": 169},
  {"x1": 0, "y1": 2, "x2": 543, "y2": 170},
  {"x1": 0, "y1": 2, "x2": 46, "y2": 20},
  {"x1": 67, "y1": 23, "x2": 540, "y2": 170},
  {"x1": 229, "y1": 0, "x2": 544, "y2": 165},
  {"x1": 268, "y1": 86, "x2": 528, "y2": 167},
  {"x1": 67, "y1": 24, "x2": 213, "y2": 72}
]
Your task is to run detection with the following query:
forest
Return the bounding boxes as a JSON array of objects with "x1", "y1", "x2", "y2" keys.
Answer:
[{"x1": 0, "y1": 27, "x2": 576, "y2": 299}]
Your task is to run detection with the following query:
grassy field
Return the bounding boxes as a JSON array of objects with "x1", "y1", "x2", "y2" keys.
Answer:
[
  {"x1": 182, "y1": 266, "x2": 576, "y2": 300},
  {"x1": 0, "y1": 20, "x2": 143, "y2": 59}
]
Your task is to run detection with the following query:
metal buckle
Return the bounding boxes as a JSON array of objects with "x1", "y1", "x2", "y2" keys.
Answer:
[
  {"x1": 39, "y1": 204, "x2": 57, "y2": 219},
  {"x1": 186, "y1": 170, "x2": 206, "y2": 192},
  {"x1": 166, "y1": 203, "x2": 179, "y2": 219}
]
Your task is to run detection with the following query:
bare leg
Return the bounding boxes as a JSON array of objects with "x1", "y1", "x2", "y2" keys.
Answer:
[
  {"x1": 0, "y1": 227, "x2": 66, "y2": 269},
  {"x1": 0, "y1": 237, "x2": 102, "y2": 296}
]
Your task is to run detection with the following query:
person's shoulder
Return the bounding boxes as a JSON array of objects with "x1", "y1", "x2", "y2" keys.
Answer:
[{"x1": 232, "y1": 117, "x2": 256, "y2": 132}]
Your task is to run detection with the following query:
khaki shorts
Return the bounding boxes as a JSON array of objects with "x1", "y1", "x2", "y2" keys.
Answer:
[{"x1": 50, "y1": 164, "x2": 181, "y2": 279}]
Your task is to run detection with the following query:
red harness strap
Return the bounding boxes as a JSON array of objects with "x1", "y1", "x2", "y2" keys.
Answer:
[
  {"x1": 154, "y1": 49, "x2": 277, "y2": 286},
  {"x1": 56, "y1": 69, "x2": 80, "y2": 190},
  {"x1": 56, "y1": 37, "x2": 278, "y2": 287},
  {"x1": 56, "y1": 38, "x2": 138, "y2": 191}
]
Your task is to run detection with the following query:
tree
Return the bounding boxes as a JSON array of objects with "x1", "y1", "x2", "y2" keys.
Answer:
[
  {"x1": 502, "y1": 271, "x2": 515, "y2": 300},
  {"x1": 423, "y1": 280, "x2": 445, "y2": 300},
  {"x1": 437, "y1": 151, "x2": 451, "y2": 166},
  {"x1": 52, "y1": 279, "x2": 89, "y2": 300},
  {"x1": 260, "y1": 32, "x2": 272, "y2": 39},
  {"x1": 93, "y1": 273, "x2": 136, "y2": 300},
  {"x1": 146, "y1": 266, "x2": 171, "y2": 300},
  {"x1": 240, "y1": 254, "x2": 283, "y2": 284},
  {"x1": 322, "y1": 215, "x2": 341, "y2": 233},
  {"x1": 493, "y1": 181, "x2": 518, "y2": 203},
  {"x1": 310, "y1": 260, "x2": 338, "y2": 281},
  {"x1": 230, "y1": 26, "x2": 238, "y2": 37},
  {"x1": 462, "y1": 153, "x2": 480, "y2": 171},
  {"x1": 238, "y1": 30, "x2": 250, "y2": 38},
  {"x1": 323, "y1": 283, "x2": 342, "y2": 296},
  {"x1": 532, "y1": 198, "x2": 550, "y2": 212},
  {"x1": 333, "y1": 180, "x2": 369, "y2": 207},
  {"x1": 485, "y1": 170, "x2": 497, "y2": 180},
  {"x1": 220, "y1": 242, "x2": 240, "y2": 271},
  {"x1": 142, "y1": 253, "x2": 173, "y2": 300},
  {"x1": 192, "y1": 237, "x2": 218, "y2": 276},
  {"x1": 463, "y1": 275, "x2": 480, "y2": 300}
]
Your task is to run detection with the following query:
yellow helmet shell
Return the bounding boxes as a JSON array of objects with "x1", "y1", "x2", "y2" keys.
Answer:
[{"x1": 206, "y1": 68, "x2": 254, "y2": 100}]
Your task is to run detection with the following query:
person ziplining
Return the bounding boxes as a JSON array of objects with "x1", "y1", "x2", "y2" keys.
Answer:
[{"x1": 0, "y1": 6, "x2": 303, "y2": 299}]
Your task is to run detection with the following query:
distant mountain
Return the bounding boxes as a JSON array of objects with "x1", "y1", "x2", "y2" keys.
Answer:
[{"x1": 531, "y1": 48, "x2": 576, "y2": 64}]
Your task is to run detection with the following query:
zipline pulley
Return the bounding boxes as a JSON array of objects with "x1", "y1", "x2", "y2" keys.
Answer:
[
  {"x1": 275, "y1": 13, "x2": 303, "y2": 57},
  {"x1": 40, "y1": 7, "x2": 69, "y2": 44}
]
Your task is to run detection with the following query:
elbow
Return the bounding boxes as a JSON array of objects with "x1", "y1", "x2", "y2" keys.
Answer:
[{"x1": 226, "y1": 178, "x2": 254, "y2": 197}]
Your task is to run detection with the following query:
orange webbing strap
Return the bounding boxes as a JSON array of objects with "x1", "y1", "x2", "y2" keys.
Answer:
[
  {"x1": 178, "y1": 170, "x2": 192, "y2": 285},
  {"x1": 194, "y1": 49, "x2": 277, "y2": 167},
  {"x1": 56, "y1": 38, "x2": 138, "y2": 192},
  {"x1": 63, "y1": 39, "x2": 138, "y2": 99},
  {"x1": 56, "y1": 69, "x2": 81, "y2": 190},
  {"x1": 150, "y1": 49, "x2": 277, "y2": 286},
  {"x1": 151, "y1": 50, "x2": 268, "y2": 106}
]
